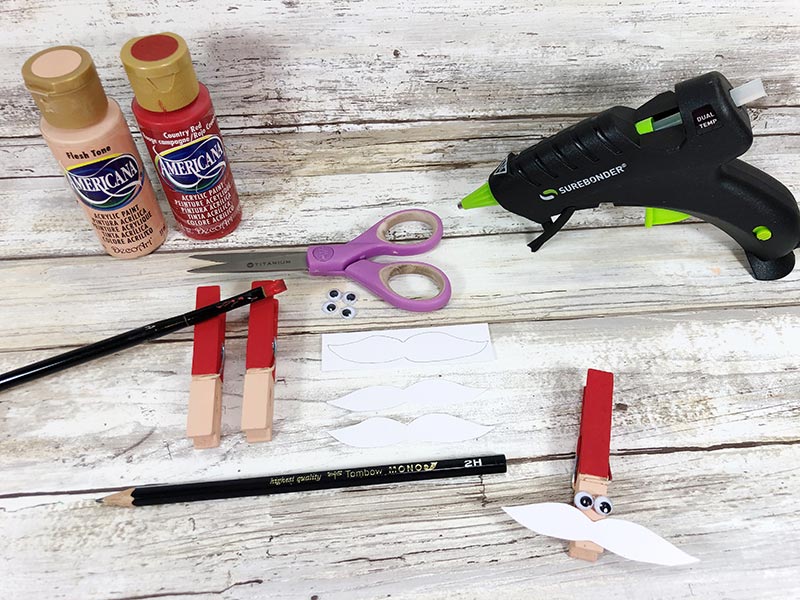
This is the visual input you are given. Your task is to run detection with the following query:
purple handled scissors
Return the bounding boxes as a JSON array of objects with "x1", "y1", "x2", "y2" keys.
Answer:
[{"x1": 189, "y1": 209, "x2": 452, "y2": 312}]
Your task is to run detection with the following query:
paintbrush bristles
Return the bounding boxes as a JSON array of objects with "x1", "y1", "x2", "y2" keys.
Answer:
[{"x1": 259, "y1": 280, "x2": 288, "y2": 297}]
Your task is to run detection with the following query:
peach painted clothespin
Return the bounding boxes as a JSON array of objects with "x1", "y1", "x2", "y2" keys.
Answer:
[
  {"x1": 568, "y1": 368, "x2": 614, "y2": 562},
  {"x1": 187, "y1": 286, "x2": 226, "y2": 449},
  {"x1": 241, "y1": 280, "x2": 286, "y2": 442}
]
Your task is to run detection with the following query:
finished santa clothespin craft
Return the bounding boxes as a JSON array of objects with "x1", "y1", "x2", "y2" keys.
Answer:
[
  {"x1": 569, "y1": 368, "x2": 614, "y2": 561},
  {"x1": 502, "y1": 369, "x2": 698, "y2": 567}
]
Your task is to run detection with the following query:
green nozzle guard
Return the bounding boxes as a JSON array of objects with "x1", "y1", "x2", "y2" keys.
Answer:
[
  {"x1": 645, "y1": 207, "x2": 691, "y2": 227},
  {"x1": 460, "y1": 182, "x2": 499, "y2": 209}
]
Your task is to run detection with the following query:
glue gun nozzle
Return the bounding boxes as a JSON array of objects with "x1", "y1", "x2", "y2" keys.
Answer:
[{"x1": 460, "y1": 182, "x2": 499, "y2": 210}]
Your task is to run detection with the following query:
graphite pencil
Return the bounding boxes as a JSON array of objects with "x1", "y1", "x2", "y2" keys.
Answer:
[{"x1": 99, "y1": 454, "x2": 507, "y2": 507}]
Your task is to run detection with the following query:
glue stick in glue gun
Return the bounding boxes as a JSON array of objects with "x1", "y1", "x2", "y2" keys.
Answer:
[{"x1": 460, "y1": 72, "x2": 800, "y2": 280}]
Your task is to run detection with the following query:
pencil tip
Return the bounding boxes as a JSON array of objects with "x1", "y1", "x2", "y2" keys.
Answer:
[
  {"x1": 95, "y1": 498, "x2": 102, "y2": 504},
  {"x1": 98, "y1": 487, "x2": 136, "y2": 507}
]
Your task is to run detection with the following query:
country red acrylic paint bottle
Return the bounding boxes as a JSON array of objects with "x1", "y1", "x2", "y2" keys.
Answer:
[{"x1": 120, "y1": 32, "x2": 241, "y2": 240}]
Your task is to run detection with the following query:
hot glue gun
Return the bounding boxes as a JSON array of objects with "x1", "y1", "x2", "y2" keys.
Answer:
[{"x1": 460, "y1": 72, "x2": 800, "y2": 280}]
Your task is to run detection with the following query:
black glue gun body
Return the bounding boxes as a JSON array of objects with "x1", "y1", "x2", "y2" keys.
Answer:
[{"x1": 485, "y1": 72, "x2": 800, "y2": 280}]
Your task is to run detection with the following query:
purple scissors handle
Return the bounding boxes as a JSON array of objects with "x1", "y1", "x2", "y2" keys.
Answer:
[{"x1": 306, "y1": 209, "x2": 451, "y2": 312}]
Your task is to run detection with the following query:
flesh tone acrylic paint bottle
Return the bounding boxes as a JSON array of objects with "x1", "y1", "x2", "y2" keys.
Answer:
[
  {"x1": 22, "y1": 46, "x2": 167, "y2": 258},
  {"x1": 120, "y1": 32, "x2": 241, "y2": 240}
]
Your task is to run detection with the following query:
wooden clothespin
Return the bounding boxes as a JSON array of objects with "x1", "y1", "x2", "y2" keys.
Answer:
[
  {"x1": 187, "y1": 286, "x2": 226, "y2": 449},
  {"x1": 241, "y1": 280, "x2": 283, "y2": 442},
  {"x1": 568, "y1": 368, "x2": 614, "y2": 562}
]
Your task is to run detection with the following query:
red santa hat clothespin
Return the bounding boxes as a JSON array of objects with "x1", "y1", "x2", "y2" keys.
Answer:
[
  {"x1": 186, "y1": 286, "x2": 227, "y2": 449},
  {"x1": 568, "y1": 368, "x2": 614, "y2": 561}
]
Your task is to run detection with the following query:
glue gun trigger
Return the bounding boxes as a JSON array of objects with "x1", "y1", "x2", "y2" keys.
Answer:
[{"x1": 527, "y1": 208, "x2": 576, "y2": 252}]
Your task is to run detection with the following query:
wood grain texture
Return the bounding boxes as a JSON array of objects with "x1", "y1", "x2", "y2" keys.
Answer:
[
  {"x1": 2, "y1": 108, "x2": 799, "y2": 180},
  {"x1": 0, "y1": 123, "x2": 798, "y2": 258},
  {"x1": 2, "y1": 224, "x2": 800, "y2": 353},
  {"x1": 2, "y1": 304, "x2": 799, "y2": 493},
  {"x1": 2, "y1": 446, "x2": 799, "y2": 599},
  {"x1": 1, "y1": 0, "x2": 799, "y2": 136},
  {"x1": 1, "y1": 0, "x2": 799, "y2": 598}
]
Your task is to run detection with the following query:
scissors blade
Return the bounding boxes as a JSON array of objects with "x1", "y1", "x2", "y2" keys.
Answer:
[{"x1": 188, "y1": 251, "x2": 309, "y2": 274}]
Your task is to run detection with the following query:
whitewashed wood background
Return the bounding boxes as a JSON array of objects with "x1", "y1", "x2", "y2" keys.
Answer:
[{"x1": 1, "y1": 1, "x2": 799, "y2": 598}]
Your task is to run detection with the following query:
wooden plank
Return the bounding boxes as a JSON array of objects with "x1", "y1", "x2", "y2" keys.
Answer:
[
  {"x1": 1, "y1": 0, "x2": 798, "y2": 136},
  {"x1": 2, "y1": 108, "x2": 798, "y2": 179},
  {"x1": 1, "y1": 305, "x2": 798, "y2": 493},
  {"x1": 0, "y1": 131, "x2": 798, "y2": 259},
  {"x1": 2, "y1": 444, "x2": 798, "y2": 599},
  {"x1": 1, "y1": 223, "x2": 799, "y2": 352}
]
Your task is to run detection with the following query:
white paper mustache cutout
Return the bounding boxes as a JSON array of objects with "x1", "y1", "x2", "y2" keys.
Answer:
[
  {"x1": 502, "y1": 502, "x2": 698, "y2": 567},
  {"x1": 321, "y1": 323, "x2": 495, "y2": 372},
  {"x1": 328, "y1": 380, "x2": 486, "y2": 412},
  {"x1": 329, "y1": 414, "x2": 493, "y2": 448},
  {"x1": 328, "y1": 333, "x2": 488, "y2": 364}
]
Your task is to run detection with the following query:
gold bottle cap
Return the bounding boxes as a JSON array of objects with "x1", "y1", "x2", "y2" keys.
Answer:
[
  {"x1": 21, "y1": 46, "x2": 109, "y2": 129},
  {"x1": 120, "y1": 32, "x2": 200, "y2": 112}
]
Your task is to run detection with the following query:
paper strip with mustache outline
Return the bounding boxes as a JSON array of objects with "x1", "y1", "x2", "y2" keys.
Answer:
[
  {"x1": 328, "y1": 333, "x2": 487, "y2": 364},
  {"x1": 321, "y1": 323, "x2": 494, "y2": 372},
  {"x1": 328, "y1": 379, "x2": 486, "y2": 412},
  {"x1": 502, "y1": 503, "x2": 698, "y2": 567},
  {"x1": 328, "y1": 414, "x2": 493, "y2": 448}
]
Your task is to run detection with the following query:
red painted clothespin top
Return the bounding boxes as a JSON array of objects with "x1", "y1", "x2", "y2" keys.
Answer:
[
  {"x1": 187, "y1": 286, "x2": 227, "y2": 449},
  {"x1": 569, "y1": 368, "x2": 614, "y2": 562},
  {"x1": 242, "y1": 280, "x2": 286, "y2": 442}
]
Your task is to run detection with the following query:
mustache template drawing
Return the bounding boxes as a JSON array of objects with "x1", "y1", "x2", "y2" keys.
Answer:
[
  {"x1": 327, "y1": 332, "x2": 489, "y2": 364},
  {"x1": 503, "y1": 502, "x2": 698, "y2": 566},
  {"x1": 329, "y1": 414, "x2": 493, "y2": 448},
  {"x1": 328, "y1": 379, "x2": 486, "y2": 412}
]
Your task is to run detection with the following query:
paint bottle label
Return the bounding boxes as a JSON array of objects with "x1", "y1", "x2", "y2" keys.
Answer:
[
  {"x1": 58, "y1": 148, "x2": 167, "y2": 257},
  {"x1": 40, "y1": 109, "x2": 169, "y2": 259},
  {"x1": 140, "y1": 110, "x2": 241, "y2": 239},
  {"x1": 66, "y1": 153, "x2": 145, "y2": 210}
]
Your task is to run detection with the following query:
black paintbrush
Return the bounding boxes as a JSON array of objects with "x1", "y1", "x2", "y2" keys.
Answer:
[
  {"x1": 0, "y1": 281, "x2": 286, "y2": 392},
  {"x1": 99, "y1": 454, "x2": 508, "y2": 507}
]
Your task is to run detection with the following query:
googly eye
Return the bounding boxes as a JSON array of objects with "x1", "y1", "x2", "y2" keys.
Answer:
[
  {"x1": 343, "y1": 291, "x2": 358, "y2": 304},
  {"x1": 573, "y1": 491, "x2": 594, "y2": 510},
  {"x1": 321, "y1": 301, "x2": 339, "y2": 315},
  {"x1": 593, "y1": 496, "x2": 613, "y2": 516},
  {"x1": 340, "y1": 306, "x2": 357, "y2": 319},
  {"x1": 326, "y1": 289, "x2": 341, "y2": 301}
]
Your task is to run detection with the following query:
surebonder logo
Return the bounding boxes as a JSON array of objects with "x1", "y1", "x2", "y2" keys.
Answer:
[
  {"x1": 66, "y1": 154, "x2": 143, "y2": 211},
  {"x1": 156, "y1": 135, "x2": 227, "y2": 194},
  {"x1": 541, "y1": 163, "x2": 627, "y2": 200}
]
